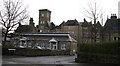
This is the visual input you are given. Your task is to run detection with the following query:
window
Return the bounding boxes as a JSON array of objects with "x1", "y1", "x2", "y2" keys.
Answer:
[
  {"x1": 68, "y1": 26, "x2": 75, "y2": 30},
  {"x1": 13, "y1": 41, "x2": 16, "y2": 47},
  {"x1": 41, "y1": 14, "x2": 44, "y2": 17},
  {"x1": 28, "y1": 42, "x2": 31, "y2": 48},
  {"x1": 46, "y1": 44, "x2": 50, "y2": 49},
  {"x1": 50, "y1": 42, "x2": 57, "y2": 50},
  {"x1": 20, "y1": 41, "x2": 22, "y2": 46},
  {"x1": 83, "y1": 27, "x2": 88, "y2": 30},
  {"x1": 113, "y1": 37, "x2": 119, "y2": 40},
  {"x1": 41, "y1": 21, "x2": 44, "y2": 24},
  {"x1": 24, "y1": 41, "x2": 27, "y2": 48},
  {"x1": 52, "y1": 44, "x2": 57, "y2": 50},
  {"x1": 54, "y1": 45, "x2": 57, "y2": 49},
  {"x1": 61, "y1": 44, "x2": 66, "y2": 50}
]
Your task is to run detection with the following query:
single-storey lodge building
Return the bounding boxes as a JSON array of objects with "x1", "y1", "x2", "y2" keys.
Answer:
[{"x1": 11, "y1": 33, "x2": 77, "y2": 54}]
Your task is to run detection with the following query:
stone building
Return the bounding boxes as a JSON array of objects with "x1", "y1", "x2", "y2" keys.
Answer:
[
  {"x1": 13, "y1": 9, "x2": 105, "y2": 51},
  {"x1": 79, "y1": 19, "x2": 93, "y2": 43},
  {"x1": 36, "y1": 9, "x2": 57, "y2": 32},
  {"x1": 61, "y1": 19, "x2": 80, "y2": 43},
  {"x1": 15, "y1": 18, "x2": 36, "y2": 34},
  {"x1": 11, "y1": 33, "x2": 77, "y2": 54},
  {"x1": 95, "y1": 21, "x2": 103, "y2": 42},
  {"x1": 103, "y1": 14, "x2": 120, "y2": 41},
  {"x1": 58, "y1": 18, "x2": 103, "y2": 44},
  {"x1": 37, "y1": 9, "x2": 51, "y2": 32}
]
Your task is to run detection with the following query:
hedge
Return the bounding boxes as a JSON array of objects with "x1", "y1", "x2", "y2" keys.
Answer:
[
  {"x1": 76, "y1": 41, "x2": 120, "y2": 64},
  {"x1": 77, "y1": 41, "x2": 119, "y2": 55},
  {"x1": 2, "y1": 48, "x2": 71, "y2": 56}
]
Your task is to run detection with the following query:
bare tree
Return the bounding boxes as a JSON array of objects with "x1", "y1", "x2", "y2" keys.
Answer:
[
  {"x1": 0, "y1": 0, "x2": 28, "y2": 46},
  {"x1": 84, "y1": 2, "x2": 103, "y2": 24},
  {"x1": 84, "y1": 2, "x2": 104, "y2": 42}
]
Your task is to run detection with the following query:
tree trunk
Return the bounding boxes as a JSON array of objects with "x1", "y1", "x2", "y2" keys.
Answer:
[
  {"x1": 94, "y1": 20, "x2": 97, "y2": 42},
  {"x1": 3, "y1": 29, "x2": 8, "y2": 48}
]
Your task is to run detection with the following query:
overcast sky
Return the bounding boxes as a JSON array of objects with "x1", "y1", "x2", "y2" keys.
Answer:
[{"x1": 0, "y1": 0, "x2": 120, "y2": 25}]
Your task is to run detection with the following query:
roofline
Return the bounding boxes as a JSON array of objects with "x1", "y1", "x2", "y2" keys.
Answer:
[
  {"x1": 39, "y1": 9, "x2": 51, "y2": 12},
  {"x1": 21, "y1": 32, "x2": 70, "y2": 34},
  {"x1": 21, "y1": 33, "x2": 70, "y2": 36}
]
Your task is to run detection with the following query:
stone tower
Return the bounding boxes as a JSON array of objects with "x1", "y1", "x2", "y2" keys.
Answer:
[
  {"x1": 118, "y1": 1, "x2": 120, "y2": 18},
  {"x1": 38, "y1": 9, "x2": 51, "y2": 32}
]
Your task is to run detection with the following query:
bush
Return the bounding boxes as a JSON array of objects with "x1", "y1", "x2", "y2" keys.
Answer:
[
  {"x1": 15, "y1": 48, "x2": 70, "y2": 56},
  {"x1": 76, "y1": 41, "x2": 119, "y2": 64},
  {"x1": 15, "y1": 48, "x2": 52, "y2": 56},
  {"x1": 78, "y1": 41, "x2": 119, "y2": 55},
  {"x1": 2, "y1": 47, "x2": 71, "y2": 56}
]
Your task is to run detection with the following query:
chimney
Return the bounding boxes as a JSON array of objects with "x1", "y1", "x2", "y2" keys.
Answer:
[{"x1": 110, "y1": 14, "x2": 117, "y2": 19}]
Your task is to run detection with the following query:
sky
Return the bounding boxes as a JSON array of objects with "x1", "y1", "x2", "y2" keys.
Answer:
[{"x1": 0, "y1": 0, "x2": 120, "y2": 26}]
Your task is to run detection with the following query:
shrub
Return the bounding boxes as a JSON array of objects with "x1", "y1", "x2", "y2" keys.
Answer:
[
  {"x1": 76, "y1": 41, "x2": 119, "y2": 64},
  {"x1": 78, "y1": 41, "x2": 119, "y2": 55},
  {"x1": 2, "y1": 47, "x2": 71, "y2": 56},
  {"x1": 15, "y1": 48, "x2": 52, "y2": 56},
  {"x1": 15, "y1": 48, "x2": 70, "y2": 56}
]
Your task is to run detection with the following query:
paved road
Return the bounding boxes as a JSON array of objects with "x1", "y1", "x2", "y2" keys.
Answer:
[
  {"x1": 3, "y1": 55, "x2": 77, "y2": 64},
  {"x1": 2, "y1": 56, "x2": 118, "y2": 66}
]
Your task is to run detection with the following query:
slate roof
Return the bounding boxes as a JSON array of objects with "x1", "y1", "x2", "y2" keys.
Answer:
[
  {"x1": 43, "y1": 21, "x2": 56, "y2": 29},
  {"x1": 15, "y1": 25, "x2": 34, "y2": 33},
  {"x1": 59, "y1": 21, "x2": 65, "y2": 27},
  {"x1": 50, "y1": 22, "x2": 56, "y2": 30},
  {"x1": 64, "y1": 19, "x2": 79, "y2": 26},
  {"x1": 49, "y1": 38, "x2": 57, "y2": 42},
  {"x1": 96, "y1": 21, "x2": 102, "y2": 28},
  {"x1": 81, "y1": 22, "x2": 90, "y2": 27},
  {"x1": 55, "y1": 21, "x2": 65, "y2": 29},
  {"x1": 104, "y1": 18, "x2": 120, "y2": 33},
  {"x1": 81, "y1": 19, "x2": 92, "y2": 27},
  {"x1": 14, "y1": 33, "x2": 77, "y2": 42}
]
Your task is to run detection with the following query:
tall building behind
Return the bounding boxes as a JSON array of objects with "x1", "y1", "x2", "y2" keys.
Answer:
[
  {"x1": 118, "y1": 1, "x2": 120, "y2": 18},
  {"x1": 38, "y1": 9, "x2": 51, "y2": 32}
]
